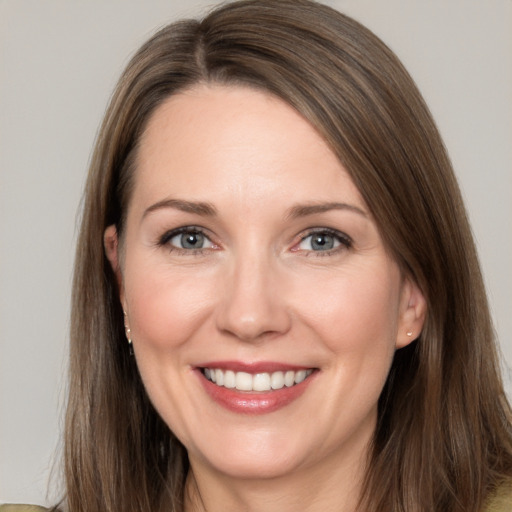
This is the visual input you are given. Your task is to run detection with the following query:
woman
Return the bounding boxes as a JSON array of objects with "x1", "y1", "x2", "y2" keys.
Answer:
[{"x1": 3, "y1": 0, "x2": 511, "y2": 510}]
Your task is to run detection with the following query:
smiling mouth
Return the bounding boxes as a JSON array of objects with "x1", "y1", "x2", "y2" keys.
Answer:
[{"x1": 201, "y1": 368, "x2": 314, "y2": 392}]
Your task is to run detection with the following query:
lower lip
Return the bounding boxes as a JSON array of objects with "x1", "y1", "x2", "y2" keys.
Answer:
[{"x1": 197, "y1": 370, "x2": 315, "y2": 415}]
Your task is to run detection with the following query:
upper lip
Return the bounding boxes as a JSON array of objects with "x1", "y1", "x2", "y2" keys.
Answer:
[{"x1": 195, "y1": 361, "x2": 315, "y2": 373}]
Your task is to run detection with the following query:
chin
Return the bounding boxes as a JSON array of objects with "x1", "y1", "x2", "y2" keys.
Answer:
[
  {"x1": 189, "y1": 429, "x2": 309, "y2": 480},
  {"x1": 206, "y1": 452, "x2": 304, "y2": 480}
]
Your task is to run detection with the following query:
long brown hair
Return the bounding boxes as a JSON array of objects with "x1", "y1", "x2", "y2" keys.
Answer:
[{"x1": 64, "y1": 1, "x2": 512, "y2": 510}]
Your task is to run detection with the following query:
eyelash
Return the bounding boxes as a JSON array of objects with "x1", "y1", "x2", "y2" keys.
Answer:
[{"x1": 157, "y1": 226, "x2": 352, "y2": 256}]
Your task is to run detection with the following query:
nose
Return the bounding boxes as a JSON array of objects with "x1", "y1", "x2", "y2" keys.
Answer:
[{"x1": 215, "y1": 251, "x2": 292, "y2": 342}]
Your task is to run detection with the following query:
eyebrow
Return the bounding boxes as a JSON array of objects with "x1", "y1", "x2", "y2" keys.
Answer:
[
  {"x1": 286, "y1": 202, "x2": 368, "y2": 219},
  {"x1": 143, "y1": 198, "x2": 217, "y2": 219},
  {"x1": 142, "y1": 198, "x2": 367, "y2": 221}
]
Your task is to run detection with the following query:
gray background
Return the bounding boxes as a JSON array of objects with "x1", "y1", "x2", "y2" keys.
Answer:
[{"x1": 1, "y1": 0, "x2": 511, "y2": 506}]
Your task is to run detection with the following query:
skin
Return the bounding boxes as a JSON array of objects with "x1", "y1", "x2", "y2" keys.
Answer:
[{"x1": 105, "y1": 84, "x2": 426, "y2": 512}]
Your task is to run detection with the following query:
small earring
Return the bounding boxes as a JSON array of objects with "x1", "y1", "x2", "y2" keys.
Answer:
[
  {"x1": 123, "y1": 310, "x2": 132, "y2": 344},
  {"x1": 406, "y1": 331, "x2": 413, "y2": 337}
]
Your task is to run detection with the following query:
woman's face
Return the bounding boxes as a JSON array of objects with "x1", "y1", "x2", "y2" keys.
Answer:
[{"x1": 106, "y1": 84, "x2": 425, "y2": 482}]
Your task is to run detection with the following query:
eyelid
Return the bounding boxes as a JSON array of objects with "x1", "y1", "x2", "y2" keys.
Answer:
[{"x1": 158, "y1": 225, "x2": 204, "y2": 244}]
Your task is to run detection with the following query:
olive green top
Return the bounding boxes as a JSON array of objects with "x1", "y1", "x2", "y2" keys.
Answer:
[{"x1": 485, "y1": 481, "x2": 512, "y2": 511}]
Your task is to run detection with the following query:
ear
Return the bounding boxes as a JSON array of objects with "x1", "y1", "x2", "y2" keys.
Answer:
[
  {"x1": 396, "y1": 276, "x2": 427, "y2": 349},
  {"x1": 104, "y1": 224, "x2": 124, "y2": 305}
]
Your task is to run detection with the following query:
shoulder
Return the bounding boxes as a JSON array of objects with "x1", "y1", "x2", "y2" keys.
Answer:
[
  {"x1": 0, "y1": 506, "x2": 49, "y2": 512},
  {"x1": 485, "y1": 480, "x2": 512, "y2": 512}
]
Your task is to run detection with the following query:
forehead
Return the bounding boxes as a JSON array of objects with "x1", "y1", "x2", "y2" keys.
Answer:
[{"x1": 132, "y1": 84, "x2": 365, "y2": 211}]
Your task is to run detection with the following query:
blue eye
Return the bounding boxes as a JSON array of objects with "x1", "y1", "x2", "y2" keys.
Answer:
[
  {"x1": 298, "y1": 230, "x2": 351, "y2": 252},
  {"x1": 162, "y1": 228, "x2": 214, "y2": 251}
]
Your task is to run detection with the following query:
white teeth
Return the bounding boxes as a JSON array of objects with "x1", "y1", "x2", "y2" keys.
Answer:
[
  {"x1": 224, "y1": 370, "x2": 236, "y2": 389},
  {"x1": 294, "y1": 370, "x2": 307, "y2": 384},
  {"x1": 203, "y1": 368, "x2": 313, "y2": 391},
  {"x1": 270, "y1": 371, "x2": 284, "y2": 390},
  {"x1": 253, "y1": 373, "x2": 271, "y2": 391},
  {"x1": 284, "y1": 370, "x2": 295, "y2": 387},
  {"x1": 235, "y1": 371, "x2": 253, "y2": 391}
]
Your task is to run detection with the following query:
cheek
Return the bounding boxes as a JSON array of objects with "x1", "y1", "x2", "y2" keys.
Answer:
[
  {"x1": 307, "y1": 268, "x2": 402, "y2": 422},
  {"x1": 123, "y1": 260, "x2": 217, "y2": 351},
  {"x1": 294, "y1": 262, "x2": 402, "y2": 388},
  {"x1": 121, "y1": 260, "x2": 217, "y2": 440},
  {"x1": 306, "y1": 268, "x2": 400, "y2": 346}
]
